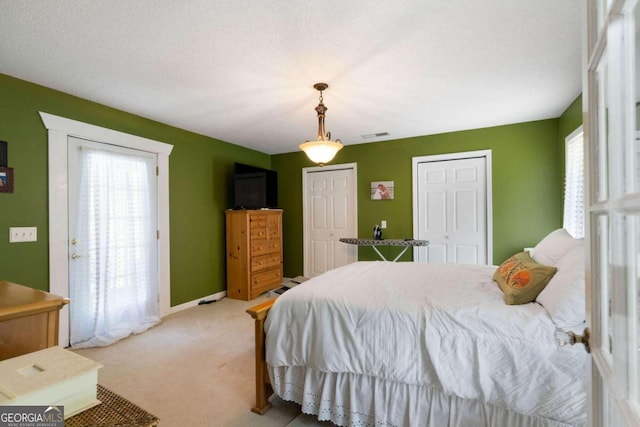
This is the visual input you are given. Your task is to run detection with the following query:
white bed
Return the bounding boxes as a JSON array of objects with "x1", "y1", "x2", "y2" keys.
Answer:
[{"x1": 249, "y1": 229, "x2": 588, "y2": 427}]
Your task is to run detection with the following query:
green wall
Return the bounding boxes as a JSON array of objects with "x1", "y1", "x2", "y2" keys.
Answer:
[
  {"x1": 557, "y1": 95, "x2": 583, "y2": 196},
  {"x1": 273, "y1": 98, "x2": 583, "y2": 277},
  {"x1": 0, "y1": 70, "x2": 583, "y2": 304},
  {"x1": 0, "y1": 73, "x2": 269, "y2": 305}
]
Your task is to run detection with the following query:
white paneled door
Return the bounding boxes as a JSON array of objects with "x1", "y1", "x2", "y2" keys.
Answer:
[
  {"x1": 584, "y1": 1, "x2": 640, "y2": 425},
  {"x1": 413, "y1": 151, "x2": 492, "y2": 264},
  {"x1": 303, "y1": 164, "x2": 357, "y2": 277}
]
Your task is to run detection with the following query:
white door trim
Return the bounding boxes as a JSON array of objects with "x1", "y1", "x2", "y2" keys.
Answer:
[
  {"x1": 412, "y1": 149, "x2": 493, "y2": 265},
  {"x1": 40, "y1": 112, "x2": 173, "y2": 346},
  {"x1": 302, "y1": 163, "x2": 358, "y2": 277}
]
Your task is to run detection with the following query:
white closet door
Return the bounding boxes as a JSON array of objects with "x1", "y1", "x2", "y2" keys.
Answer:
[
  {"x1": 414, "y1": 153, "x2": 490, "y2": 264},
  {"x1": 303, "y1": 164, "x2": 357, "y2": 277}
]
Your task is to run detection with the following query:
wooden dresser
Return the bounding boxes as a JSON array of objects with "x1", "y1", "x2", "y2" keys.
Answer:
[
  {"x1": 0, "y1": 280, "x2": 68, "y2": 360},
  {"x1": 225, "y1": 209, "x2": 283, "y2": 300}
]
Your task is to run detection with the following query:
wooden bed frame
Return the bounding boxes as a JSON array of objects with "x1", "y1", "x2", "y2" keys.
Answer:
[{"x1": 245, "y1": 298, "x2": 277, "y2": 414}]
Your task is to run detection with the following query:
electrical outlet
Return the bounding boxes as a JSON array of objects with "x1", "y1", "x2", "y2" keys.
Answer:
[
  {"x1": 9, "y1": 227, "x2": 37, "y2": 243},
  {"x1": 381, "y1": 220, "x2": 387, "y2": 229}
]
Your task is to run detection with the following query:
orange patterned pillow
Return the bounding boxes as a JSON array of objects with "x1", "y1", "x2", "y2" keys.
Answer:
[{"x1": 493, "y1": 252, "x2": 557, "y2": 305}]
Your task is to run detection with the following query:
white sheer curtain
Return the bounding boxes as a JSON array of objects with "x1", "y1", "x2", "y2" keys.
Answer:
[
  {"x1": 70, "y1": 145, "x2": 160, "y2": 348},
  {"x1": 563, "y1": 128, "x2": 584, "y2": 239}
]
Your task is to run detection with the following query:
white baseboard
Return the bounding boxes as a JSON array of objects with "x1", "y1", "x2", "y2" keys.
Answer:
[{"x1": 167, "y1": 290, "x2": 227, "y2": 315}]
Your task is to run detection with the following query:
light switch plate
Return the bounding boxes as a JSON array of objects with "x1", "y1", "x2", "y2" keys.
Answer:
[
  {"x1": 381, "y1": 220, "x2": 387, "y2": 229},
  {"x1": 9, "y1": 227, "x2": 37, "y2": 242}
]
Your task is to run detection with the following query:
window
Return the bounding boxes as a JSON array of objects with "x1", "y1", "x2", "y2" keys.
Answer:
[{"x1": 563, "y1": 126, "x2": 584, "y2": 238}]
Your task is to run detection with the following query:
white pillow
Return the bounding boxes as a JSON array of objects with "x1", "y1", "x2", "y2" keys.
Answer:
[
  {"x1": 536, "y1": 245, "x2": 585, "y2": 327},
  {"x1": 530, "y1": 228, "x2": 583, "y2": 267}
]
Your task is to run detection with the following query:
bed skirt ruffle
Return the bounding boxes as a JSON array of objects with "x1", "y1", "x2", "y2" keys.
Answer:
[{"x1": 269, "y1": 365, "x2": 584, "y2": 427}]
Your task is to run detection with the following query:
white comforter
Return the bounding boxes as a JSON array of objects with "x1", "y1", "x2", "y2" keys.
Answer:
[{"x1": 265, "y1": 261, "x2": 588, "y2": 426}]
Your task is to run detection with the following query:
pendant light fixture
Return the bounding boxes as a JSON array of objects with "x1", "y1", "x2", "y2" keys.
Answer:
[{"x1": 299, "y1": 83, "x2": 343, "y2": 166}]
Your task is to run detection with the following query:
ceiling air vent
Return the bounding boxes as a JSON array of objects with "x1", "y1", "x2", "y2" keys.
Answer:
[{"x1": 361, "y1": 132, "x2": 390, "y2": 139}]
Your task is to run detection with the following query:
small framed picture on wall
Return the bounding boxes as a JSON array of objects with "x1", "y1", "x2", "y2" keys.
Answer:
[
  {"x1": 371, "y1": 180, "x2": 394, "y2": 200},
  {"x1": 0, "y1": 167, "x2": 14, "y2": 193}
]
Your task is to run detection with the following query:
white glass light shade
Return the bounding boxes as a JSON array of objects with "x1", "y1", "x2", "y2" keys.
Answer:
[{"x1": 299, "y1": 140, "x2": 343, "y2": 165}]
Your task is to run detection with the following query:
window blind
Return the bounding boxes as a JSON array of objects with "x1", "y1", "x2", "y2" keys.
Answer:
[{"x1": 563, "y1": 129, "x2": 584, "y2": 239}]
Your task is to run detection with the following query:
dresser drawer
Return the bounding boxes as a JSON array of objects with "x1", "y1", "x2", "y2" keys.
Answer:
[
  {"x1": 251, "y1": 222, "x2": 267, "y2": 231},
  {"x1": 266, "y1": 216, "x2": 280, "y2": 230},
  {"x1": 251, "y1": 254, "x2": 269, "y2": 272},
  {"x1": 250, "y1": 215, "x2": 266, "y2": 228},
  {"x1": 250, "y1": 253, "x2": 282, "y2": 272},
  {"x1": 266, "y1": 239, "x2": 281, "y2": 254},
  {"x1": 251, "y1": 240, "x2": 268, "y2": 257},
  {"x1": 250, "y1": 227, "x2": 267, "y2": 240},
  {"x1": 251, "y1": 267, "x2": 282, "y2": 292},
  {"x1": 266, "y1": 252, "x2": 281, "y2": 269},
  {"x1": 267, "y1": 227, "x2": 280, "y2": 239}
]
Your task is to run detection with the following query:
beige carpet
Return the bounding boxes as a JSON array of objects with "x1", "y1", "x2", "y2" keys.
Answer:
[{"x1": 72, "y1": 296, "x2": 328, "y2": 427}]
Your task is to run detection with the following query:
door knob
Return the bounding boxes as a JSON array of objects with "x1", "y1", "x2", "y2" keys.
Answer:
[
  {"x1": 71, "y1": 253, "x2": 82, "y2": 260},
  {"x1": 555, "y1": 327, "x2": 590, "y2": 353}
]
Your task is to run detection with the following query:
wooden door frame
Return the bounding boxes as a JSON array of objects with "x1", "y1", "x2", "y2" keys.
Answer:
[
  {"x1": 302, "y1": 163, "x2": 358, "y2": 277},
  {"x1": 411, "y1": 150, "x2": 493, "y2": 264},
  {"x1": 40, "y1": 112, "x2": 173, "y2": 347}
]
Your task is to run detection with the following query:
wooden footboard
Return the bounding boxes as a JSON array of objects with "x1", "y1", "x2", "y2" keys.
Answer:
[{"x1": 246, "y1": 298, "x2": 277, "y2": 414}]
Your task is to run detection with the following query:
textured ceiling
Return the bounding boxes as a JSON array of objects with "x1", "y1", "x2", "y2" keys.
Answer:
[{"x1": 0, "y1": 0, "x2": 582, "y2": 155}]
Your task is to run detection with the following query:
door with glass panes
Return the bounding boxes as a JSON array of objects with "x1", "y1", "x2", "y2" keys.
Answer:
[{"x1": 584, "y1": 1, "x2": 640, "y2": 425}]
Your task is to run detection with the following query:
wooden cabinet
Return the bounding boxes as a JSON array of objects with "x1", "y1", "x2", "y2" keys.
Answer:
[
  {"x1": 226, "y1": 209, "x2": 283, "y2": 300},
  {"x1": 0, "y1": 280, "x2": 68, "y2": 360}
]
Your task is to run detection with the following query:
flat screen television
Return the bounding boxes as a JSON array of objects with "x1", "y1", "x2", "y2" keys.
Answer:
[{"x1": 233, "y1": 163, "x2": 278, "y2": 209}]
